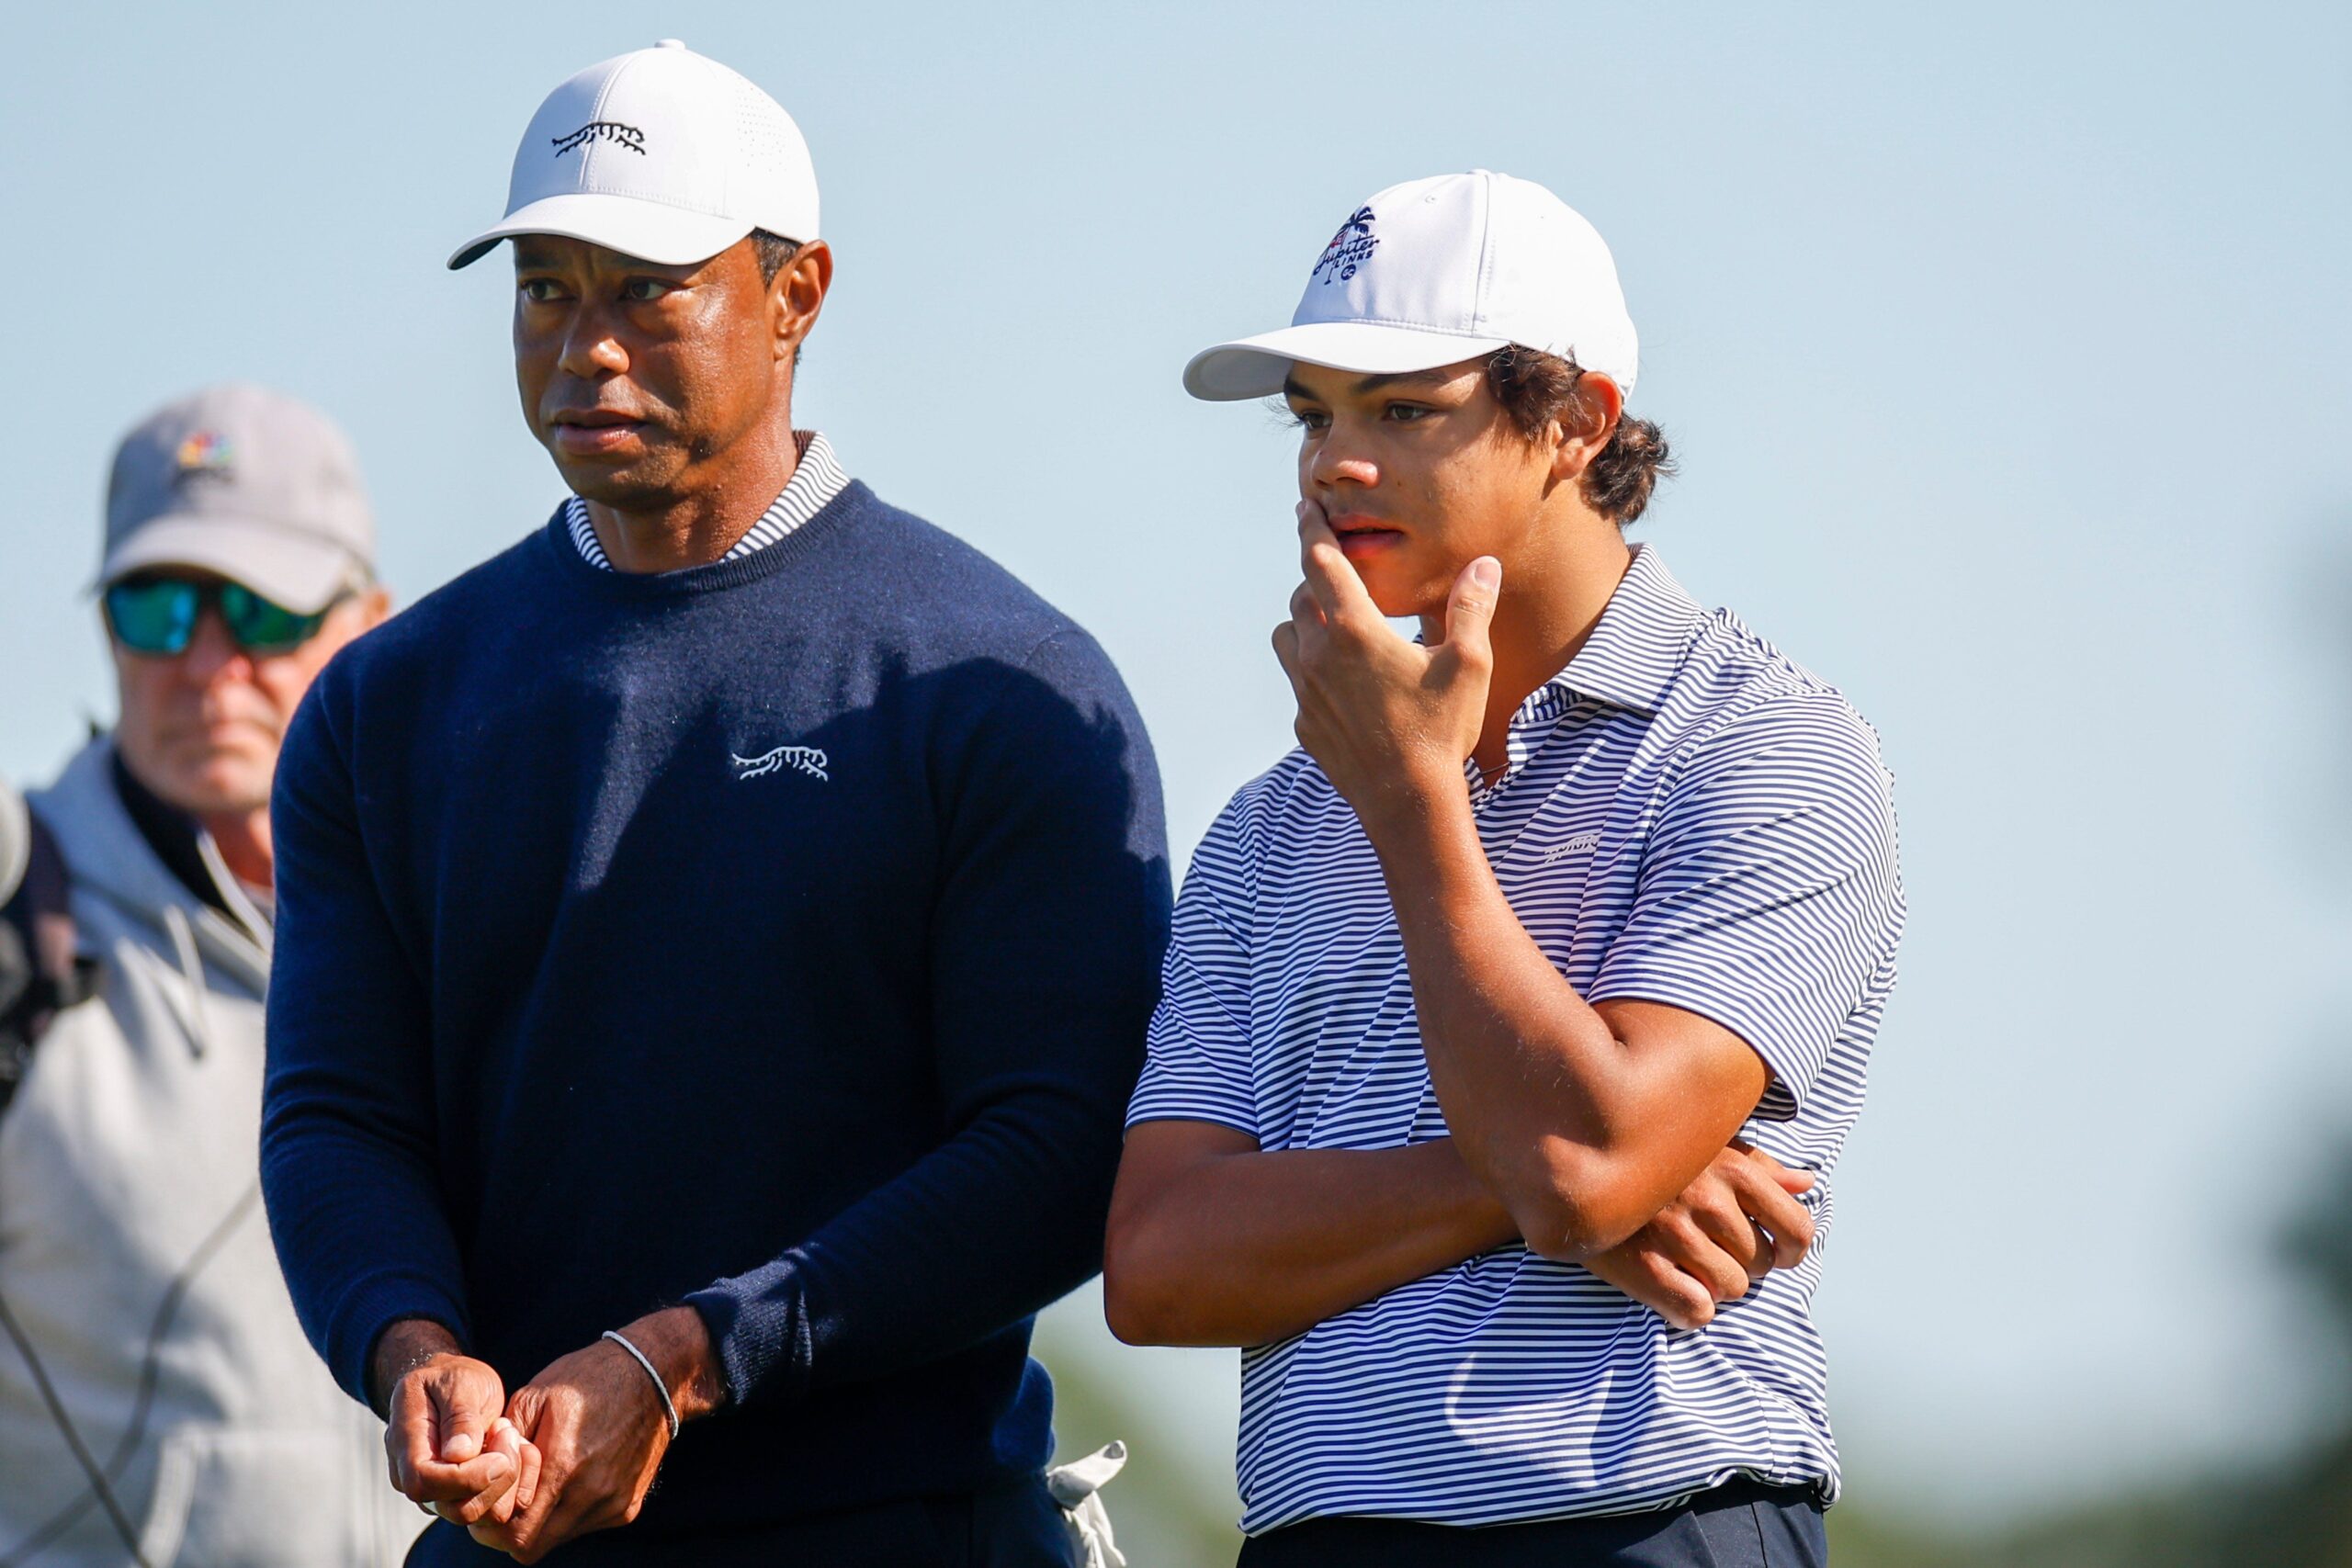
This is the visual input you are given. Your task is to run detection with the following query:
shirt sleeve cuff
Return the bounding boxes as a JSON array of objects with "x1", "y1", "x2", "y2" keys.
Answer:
[
  {"x1": 1121, "y1": 1108, "x2": 1260, "y2": 1138},
  {"x1": 1585, "y1": 972, "x2": 1828, "y2": 1122},
  {"x1": 682, "y1": 1256, "x2": 817, "y2": 1409}
]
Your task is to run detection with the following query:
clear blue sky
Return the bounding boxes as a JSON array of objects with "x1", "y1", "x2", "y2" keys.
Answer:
[{"x1": 5, "y1": 0, "x2": 2348, "y2": 1530}]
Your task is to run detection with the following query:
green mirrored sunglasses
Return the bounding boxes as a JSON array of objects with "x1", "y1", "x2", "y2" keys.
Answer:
[{"x1": 103, "y1": 574, "x2": 335, "y2": 657}]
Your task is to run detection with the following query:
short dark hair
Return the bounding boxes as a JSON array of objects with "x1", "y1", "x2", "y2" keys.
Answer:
[
  {"x1": 1484, "y1": 345, "x2": 1674, "y2": 525},
  {"x1": 750, "y1": 230, "x2": 808, "y2": 367},
  {"x1": 750, "y1": 229, "x2": 802, "y2": 285}
]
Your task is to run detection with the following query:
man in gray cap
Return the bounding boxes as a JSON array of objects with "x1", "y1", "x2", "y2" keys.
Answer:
[{"x1": 0, "y1": 384, "x2": 419, "y2": 1565}]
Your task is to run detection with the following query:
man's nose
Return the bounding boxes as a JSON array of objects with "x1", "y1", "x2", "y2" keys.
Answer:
[
  {"x1": 1306, "y1": 437, "x2": 1378, "y2": 492},
  {"x1": 557, "y1": 304, "x2": 629, "y2": 380},
  {"x1": 175, "y1": 609, "x2": 253, "y2": 685}
]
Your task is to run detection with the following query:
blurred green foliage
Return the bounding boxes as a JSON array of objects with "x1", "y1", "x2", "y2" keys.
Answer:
[
  {"x1": 1831, "y1": 1134, "x2": 2352, "y2": 1567},
  {"x1": 1046, "y1": 1339, "x2": 1244, "y2": 1566}
]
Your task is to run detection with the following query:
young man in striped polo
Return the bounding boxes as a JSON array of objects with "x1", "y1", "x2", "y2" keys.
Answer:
[{"x1": 1106, "y1": 172, "x2": 1904, "y2": 1564}]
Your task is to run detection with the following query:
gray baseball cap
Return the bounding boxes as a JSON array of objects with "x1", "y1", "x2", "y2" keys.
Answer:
[{"x1": 98, "y1": 384, "x2": 377, "y2": 615}]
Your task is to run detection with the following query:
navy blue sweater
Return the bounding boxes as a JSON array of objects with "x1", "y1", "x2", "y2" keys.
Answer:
[{"x1": 260, "y1": 482, "x2": 1170, "y2": 1544}]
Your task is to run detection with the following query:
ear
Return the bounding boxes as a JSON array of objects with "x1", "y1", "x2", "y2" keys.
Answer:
[
  {"x1": 772, "y1": 239, "x2": 835, "y2": 367},
  {"x1": 1548, "y1": 371, "x2": 1623, "y2": 487},
  {"x1": 352, "y1": 583, "x2": 394, "y2": 633}
]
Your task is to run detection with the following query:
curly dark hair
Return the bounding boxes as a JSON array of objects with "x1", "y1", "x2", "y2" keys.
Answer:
[{"x1": 1485, "y1": 345, "x2": 1673, "y2": 525}]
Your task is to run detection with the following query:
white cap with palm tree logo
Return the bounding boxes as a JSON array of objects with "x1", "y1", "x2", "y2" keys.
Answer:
[{"x1": 1183, "y1": 170, "x2": 1639, "y2": 401}]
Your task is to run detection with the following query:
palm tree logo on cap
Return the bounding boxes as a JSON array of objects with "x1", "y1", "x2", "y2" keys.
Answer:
[{"x1": 1312, "y1": 208, "x2": 1378, "y2": 285}]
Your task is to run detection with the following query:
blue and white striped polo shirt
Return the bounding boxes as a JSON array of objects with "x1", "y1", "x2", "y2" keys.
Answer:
[
  {"x1": 562, "y1": 429, "x2": 848, "y2": 569},
  {"x1": 1127, "y1": 544, "x2": 1905, "y2": 1533}
]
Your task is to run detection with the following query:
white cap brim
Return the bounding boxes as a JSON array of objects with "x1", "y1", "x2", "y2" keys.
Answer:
[
  {"x1": 1182, "y1": 321, "x2": 1514, "y2": 401},
  {"x1": 96, "y1": 515, "x2": 361, "y2": 615},
  {"x1": 447, "y1": 192, "x2": 760, "y2": 270}
]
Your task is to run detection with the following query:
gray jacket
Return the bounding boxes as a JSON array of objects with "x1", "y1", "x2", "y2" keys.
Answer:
[{"x1": 0, "y1": 739, "x2": 420, "y2": 1566}]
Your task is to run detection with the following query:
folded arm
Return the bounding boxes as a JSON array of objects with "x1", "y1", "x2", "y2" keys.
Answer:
[
  {"x1": 1106, "y1": 1122, "x2": 1514, "y2": 1346},
  {"x1": 1105, "y1": 1121, "x2": 1812, "y2": 1347},
  {"x1": 1374, "y1": 804, "x2": 1769, "y2": 1259},
  {"x1": 1368, "y1": 712, "x2": 1899, "y2": 1258},
  {"x1": 1275, "y1": 519, "x2": 1894, "y2": 1264}
]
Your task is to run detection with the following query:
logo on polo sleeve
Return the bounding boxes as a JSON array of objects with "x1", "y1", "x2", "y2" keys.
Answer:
[{"x1": 1311, "y1": 207, "x2": 1377, "y2": 285}]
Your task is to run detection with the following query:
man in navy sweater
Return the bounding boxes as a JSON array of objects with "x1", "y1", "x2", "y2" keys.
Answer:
[{"x1": 259, "y1": 41, "x2": 1169, "y2": 1566}]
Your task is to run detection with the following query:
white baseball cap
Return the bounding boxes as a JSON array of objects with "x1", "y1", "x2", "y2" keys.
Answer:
[
  {"x1": 1184, "y1": 170, "x2": 1639, "y2": 402},
  {"x1": 449, "y1": 39, "x2": 819, "y2": 271}
]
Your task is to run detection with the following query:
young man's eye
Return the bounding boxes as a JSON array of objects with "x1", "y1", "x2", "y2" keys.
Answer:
[
  {"x1": 1287, "y1": 407, "x2": 1329, "y2": 433},
  {"x1": 1385, "y1": 402, "x2": 1432, "y2": 422},
  {"x1": 519, "y1": 278, "x2": 565, "y2": 303}
]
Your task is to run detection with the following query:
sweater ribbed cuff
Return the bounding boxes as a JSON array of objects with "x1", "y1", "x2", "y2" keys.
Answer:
[
  {"x1": 682, "y1": 1256, "x2": 816, "y2": 1409},
  {"x1": 332, "y1": 1274, "x2": 472, "y2": 1410}
]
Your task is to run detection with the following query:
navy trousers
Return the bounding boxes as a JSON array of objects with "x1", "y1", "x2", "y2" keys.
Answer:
[
  {"x1": 408, "y1": 1473, "x2": 1078, "y2": 1568},
  {"x1": 1235, "y1": 1479, "x2": 1827, "y2": 1567}
]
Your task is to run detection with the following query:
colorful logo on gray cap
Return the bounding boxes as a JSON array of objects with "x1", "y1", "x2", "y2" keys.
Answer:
[
  {"x1": 172, "y1": 431, "x2": 235, "y2": 484},
  {"x1": 1311, "y1": 207, "x2": 1377, "y2": 285}
]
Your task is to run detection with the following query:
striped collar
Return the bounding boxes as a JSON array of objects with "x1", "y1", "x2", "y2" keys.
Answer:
[
  {"x1": 1468, "y1": 546, "x2": 1705, "y2": 799},
  {"x1": 563, "y1": 429, "x2": 849, "y2": 571},
  {"x1": 1547, "y1": 544, "x2": 1704, "y2": 717}
]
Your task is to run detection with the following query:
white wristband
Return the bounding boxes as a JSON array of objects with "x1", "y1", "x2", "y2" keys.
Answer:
[{"x1": 601, "y1": 1329, "x2": 681, "y2": 1440}]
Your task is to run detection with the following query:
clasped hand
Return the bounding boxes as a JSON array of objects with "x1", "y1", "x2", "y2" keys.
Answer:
[
  {"x1": 383, "y1": 1308, "x2": 714, "y2": 1562},
  {"x1": 1585, "y1": 1142, "x2": 1817, "y2": 1329}
]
